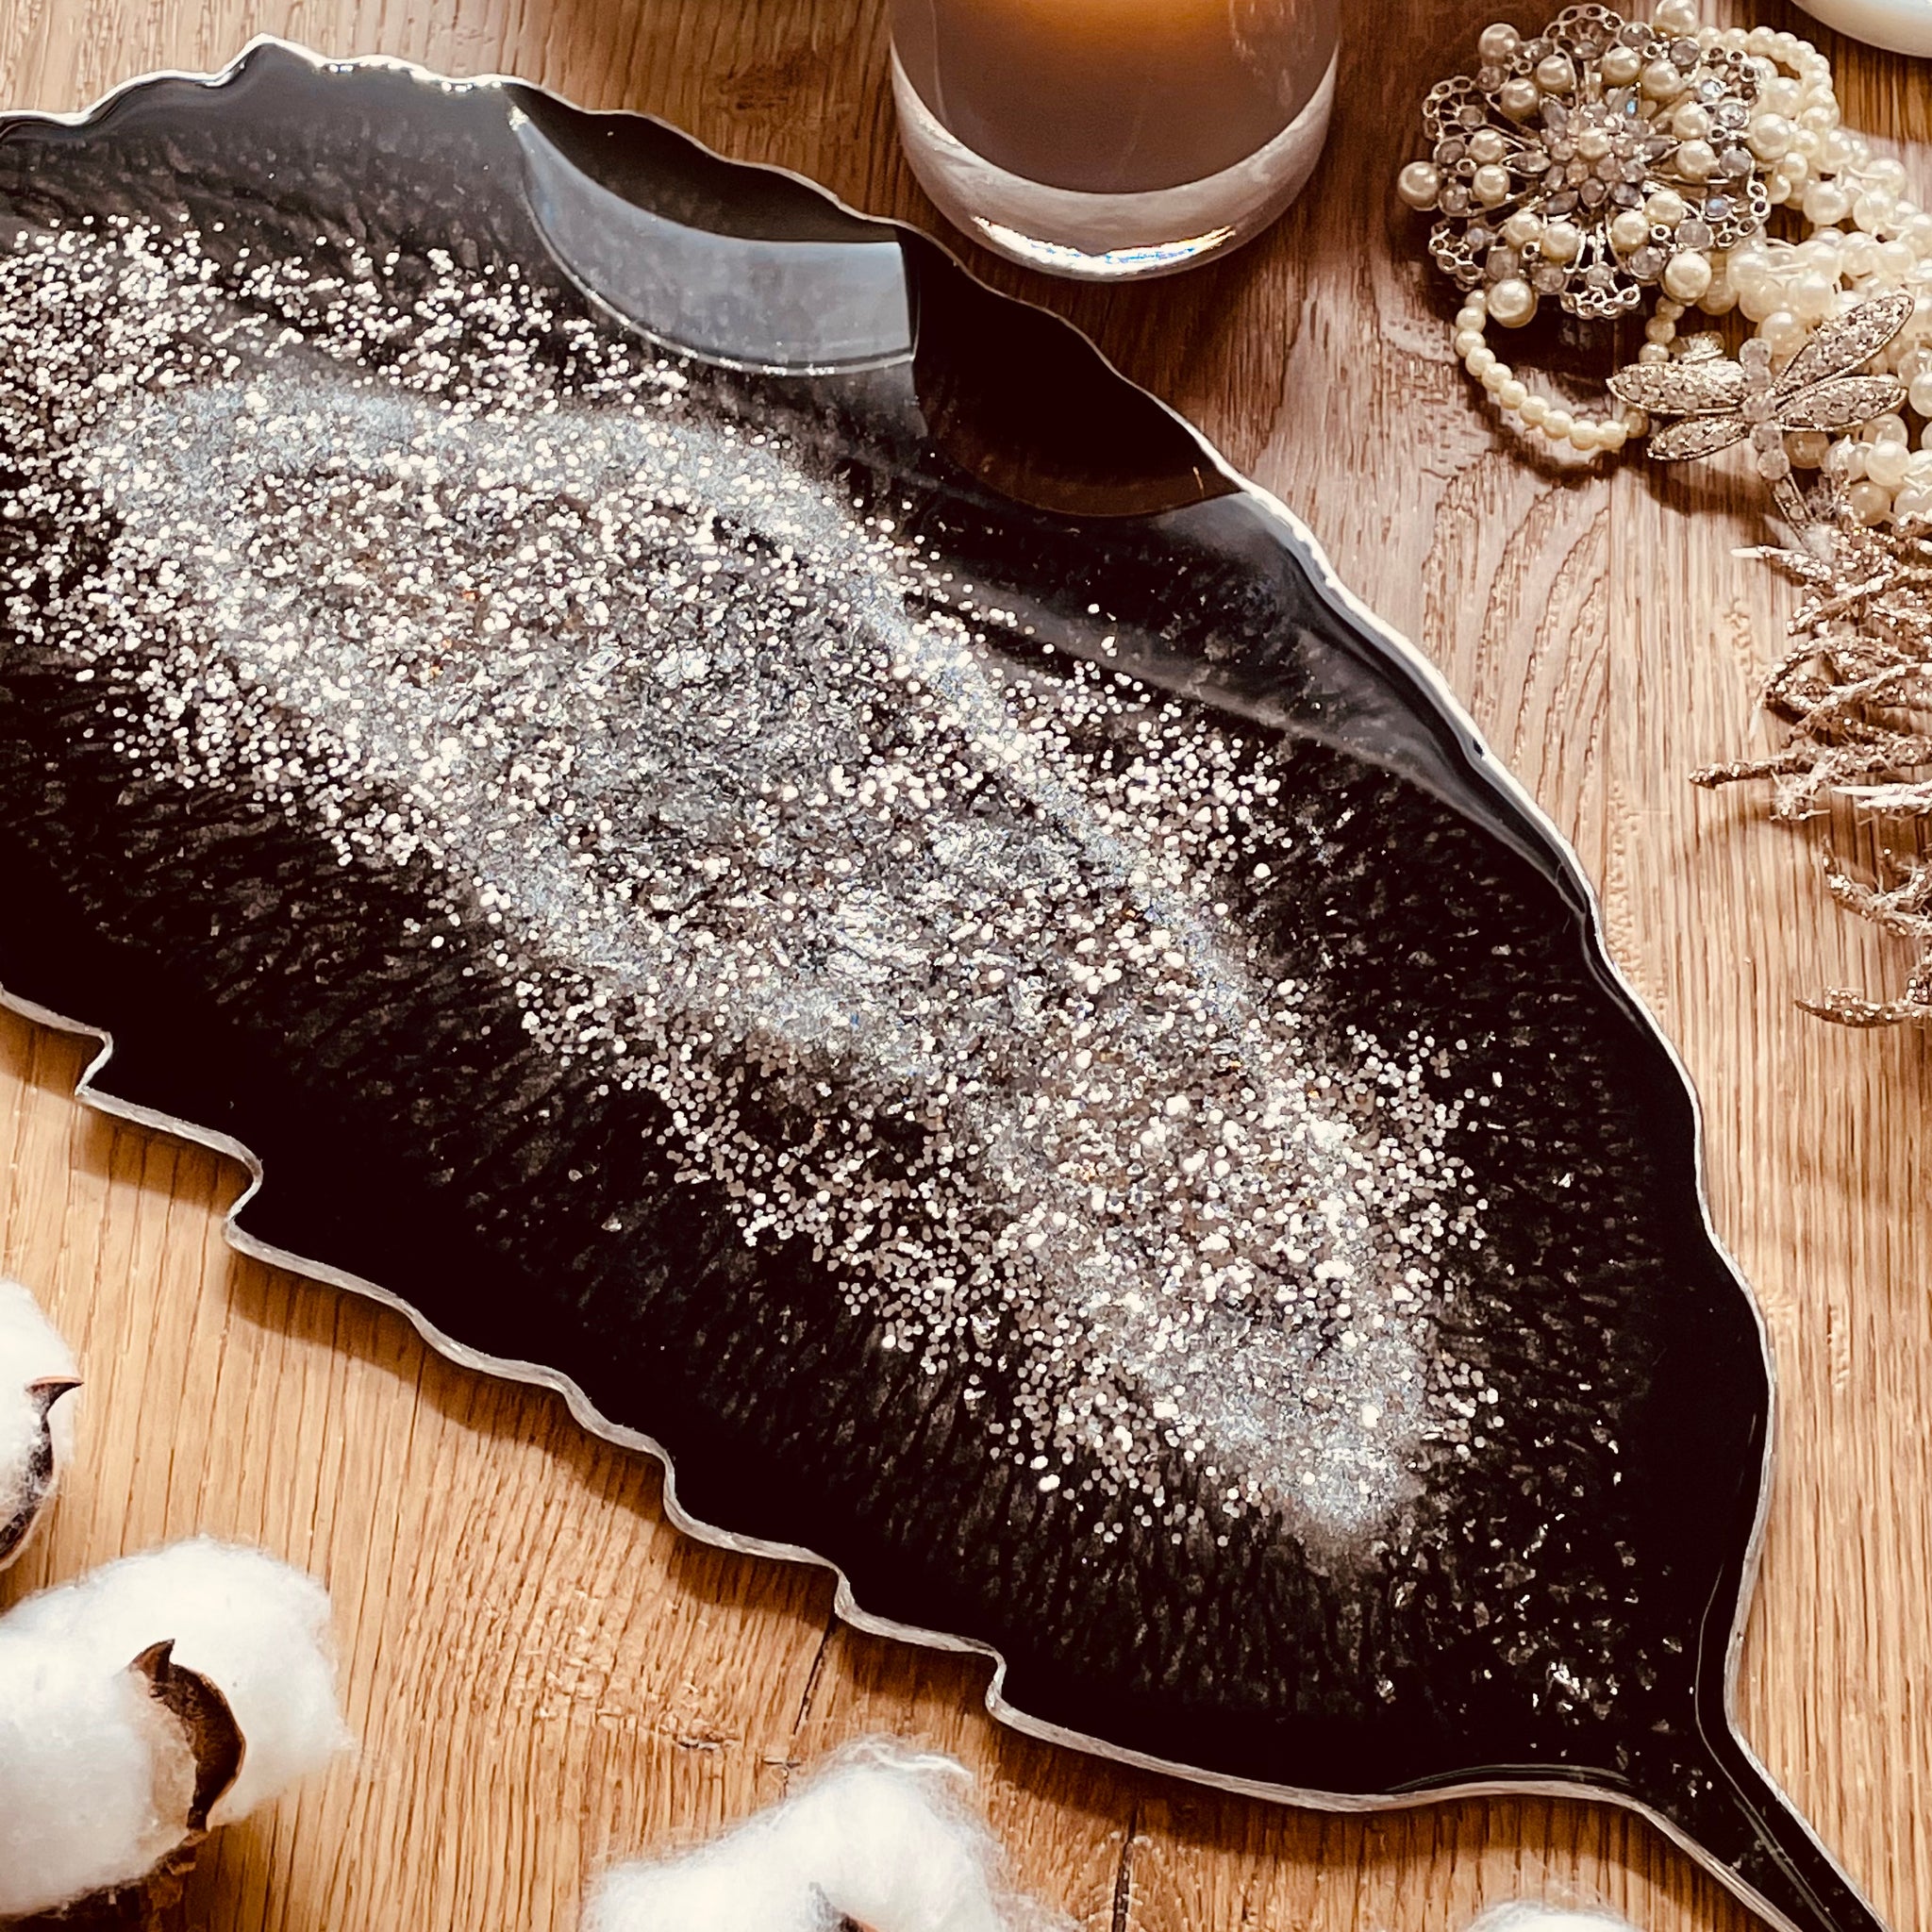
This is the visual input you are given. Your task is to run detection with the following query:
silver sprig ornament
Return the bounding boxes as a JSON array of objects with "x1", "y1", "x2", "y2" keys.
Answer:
[{"x1": 1690, "y1": 497, "x2": 1932, "y2": 1024}]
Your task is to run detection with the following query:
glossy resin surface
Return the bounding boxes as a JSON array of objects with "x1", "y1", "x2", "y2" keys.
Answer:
[{"x1": 0, "y1": 44, "x2": 1886, "y2": 1932}]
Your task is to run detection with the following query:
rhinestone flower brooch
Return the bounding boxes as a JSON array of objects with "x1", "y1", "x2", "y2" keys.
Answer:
[{"x1": 1398, "y1": 0, "x2": 1769, "y2": 326}]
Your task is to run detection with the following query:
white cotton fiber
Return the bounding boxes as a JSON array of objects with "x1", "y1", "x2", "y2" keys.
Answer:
[
  {"x1": 776, "y1": 1749, "x2": 1021, "y2": 1932},
  {"x1": 1467, "y1": 1907, "x2": 1637, "y2": 1932},
  {"x1": 0, "y1": 1277, "x2": 80, "y2": 1567},
  {"x1": 587, "y1": 1835, "x2": 823, "y2": 1932},
  {"x1": 0, "y1": 1625, "x2": 189, "y2": 1917},
  {"x1": 1, "y1": 1537, "x2": 350, "y2": 1824},
  {"x1": 584, "y1": 1740, "x2": 1066, "y2": 1932}
]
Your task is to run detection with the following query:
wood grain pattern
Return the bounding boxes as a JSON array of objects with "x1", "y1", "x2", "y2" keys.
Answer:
[{"x1": 0, "y1": 2, "x2": 1924, "y2": 1928}]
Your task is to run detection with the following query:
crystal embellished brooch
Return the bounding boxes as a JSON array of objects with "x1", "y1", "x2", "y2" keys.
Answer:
[{"x1": 1398, "y1": 4, "x2": 1770, "y2": 325}]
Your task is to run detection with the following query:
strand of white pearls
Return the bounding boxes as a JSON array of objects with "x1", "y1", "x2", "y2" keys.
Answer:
[
  {"x1": 1454, "y1": 288, "x2": 1649, "y2": 453},
  {"x1": 1716, "y1": 56, "x2": 1932, "y2": 525}
]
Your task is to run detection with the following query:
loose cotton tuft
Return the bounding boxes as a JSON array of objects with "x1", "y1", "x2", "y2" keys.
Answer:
[
  {"x1": 1466, "y1": 1907, "x2": 1639, "y2": 1932},
  {"x1": 0, "y1": 1277, "x2": 80, "y2": 1568},
  {"x1": 582, "y1": 1758, "x2": 1647, "y2": 1932},
  {"x1": 0, "y1": 1538, "x2": 349, "y2": 1916},
  {"x1": 583, "y1": 1740, "x2": 1070, "y2": 1932}
]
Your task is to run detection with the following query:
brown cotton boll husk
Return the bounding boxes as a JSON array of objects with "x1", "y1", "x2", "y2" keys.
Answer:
[
  {"x1": 129, "y1": 1640, "x2": 246, "y2": 1834},
  {"x1": 0, "y1": 1279, "x2": 81, "y2": 1571},
  {"x1": 11, "y1": 1842, "x2": 207, "y2": 1932}
]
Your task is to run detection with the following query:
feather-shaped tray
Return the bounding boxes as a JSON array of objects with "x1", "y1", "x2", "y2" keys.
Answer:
[{"x1": 0, "y1": 42, "x2": 1888, "y2": 1932}]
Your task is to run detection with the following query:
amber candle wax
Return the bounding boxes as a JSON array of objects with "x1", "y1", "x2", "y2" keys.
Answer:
[{"x1": 893, "y1": 0, "x2": 1339, "y2": 195}]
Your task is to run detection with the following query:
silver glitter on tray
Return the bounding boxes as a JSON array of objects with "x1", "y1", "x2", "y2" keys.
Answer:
[
  {"x1": 0, "y1": 44, "x2": 1892, "y2": 1932},
  {"x1": 69, "y1": 331, "x2": 1487, "y2": 1544}
]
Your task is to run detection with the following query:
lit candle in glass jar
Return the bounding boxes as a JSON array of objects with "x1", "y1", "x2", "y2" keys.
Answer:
[{"x1": 892, "y1": 0, "x2": 1340, "y2": 280}]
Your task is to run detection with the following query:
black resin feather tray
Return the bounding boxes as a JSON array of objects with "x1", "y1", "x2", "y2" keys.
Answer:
[{"x1": 0, "y1": 42, "x2": 1889, "y2": 1932}]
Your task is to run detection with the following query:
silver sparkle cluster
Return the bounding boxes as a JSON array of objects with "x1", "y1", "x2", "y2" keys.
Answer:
[{"x1": 0, "y1": 220, "x2": 1502, "y2": 1549}]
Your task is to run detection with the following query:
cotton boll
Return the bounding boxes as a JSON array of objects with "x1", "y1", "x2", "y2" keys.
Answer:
[
  {"x1": 0, "y1": 1541, "x2": 338, "y2": 1917},
  {"x1": 584, "y1": 1740, "x2": 1067, "y2": 1932},
  {"x1": 2, "y1": 1537, "x2": 349, "y2": 1824},
  {"x1": 0, "y1": 1628, "x2": 192, "y2": 1917},
  {"x1": 585, "y1": 1837, "x2": 824, "y2": 1932},
  {"x1": 778, "y1": 1747, "x2": 1020, "y2": 1932},
  {"x1": 0, "y1": 1277, "x2": 80, "y2": 1568},
  {"x1": 1467, "y1": 1906, "x2": 1638, "y2": 1932}
]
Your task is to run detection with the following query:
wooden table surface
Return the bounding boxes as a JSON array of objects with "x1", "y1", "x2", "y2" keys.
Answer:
[{"x1": 1, "y1": 2, "x2": 1927, "y2": 1929}]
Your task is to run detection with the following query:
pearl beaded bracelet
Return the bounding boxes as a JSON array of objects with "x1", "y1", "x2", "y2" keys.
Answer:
[
  {"x1": 1401, "y1": 0, "x2": 1932, "y2": 525},
  {"x1": 1450, "y1": 286, "x2": 1650, "y2": 454}
]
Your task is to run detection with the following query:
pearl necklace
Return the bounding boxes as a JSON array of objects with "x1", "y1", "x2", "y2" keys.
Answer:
[{"x1": 1406, "y1": 1, "x2": 1932, "y2": 525}]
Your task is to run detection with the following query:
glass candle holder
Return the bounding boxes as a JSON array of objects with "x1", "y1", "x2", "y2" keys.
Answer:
[{"x1": 891, "y1": 0, "x2": 1341, "y2": 282}]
